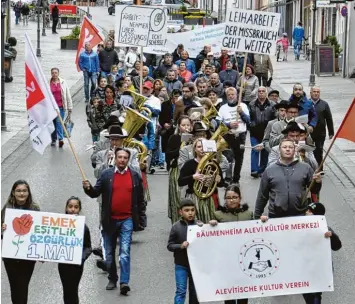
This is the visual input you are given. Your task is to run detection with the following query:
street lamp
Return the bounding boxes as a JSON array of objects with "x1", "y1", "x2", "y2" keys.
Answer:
[
  {"x1": 1, "y1": 0, "x2": 7, "y2": 130},
  {"x1": 309, "y1": 0, "x2": 317, "y2": 87},
  {"x1": 42, "y1": 9, "x2": 46, "y2": 36},
  {"x1": 36, "y1": 4, "x2": 41, "y2": 57}
]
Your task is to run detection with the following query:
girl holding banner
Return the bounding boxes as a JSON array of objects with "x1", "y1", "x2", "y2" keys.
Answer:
[
  {"x1": 1, "y1": 180, "x2": 40, "y2": 304},
  {"x1": 58, "y1": 196, "x2": 92, "y2": 304}
]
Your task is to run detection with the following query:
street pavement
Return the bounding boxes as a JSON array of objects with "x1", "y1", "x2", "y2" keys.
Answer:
[
  {"x1": 1, "y1": 8, "x2": 355, "y2": 303},
  {"x1": 1, "y1": 11, "x2": 83, "y2": 162}
]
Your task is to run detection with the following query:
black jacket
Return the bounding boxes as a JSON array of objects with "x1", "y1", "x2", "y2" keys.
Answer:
[
  {"x1": 249, "y1": 98, "x2": 276, "y2": 141},
  {"x1": 52, "y1": 6, "x2": 59, "y2": 19},
  {"x1": 311, "y1": 99, "x2": 334, "y2": 138},
  {"x1": 172, "y1": 48, "x2": 182, "y2": 63},
  {"x1": 166, "y1": 134, "x2": 181, "y2": 170},
  {"x1": 153, "y1": 63, "x2": 173, "y2": 80},
  {"x1": 98, "y1": 48, "x2": 119, "y2": 73},
  {"x1": 167, "y1": 219, "x2": 198, "y2": 267},
  {"x1": 83, "y1": 166, "x2": 146, "y2": 232},
  {"x1": 159, "y1": 101, "x2": 174, "y2": 153},
  {"x1": 195, "y1": 49, "x2": 207, "y2": 71},
  {"x1": 21, "y1": 5, "x2": 30, "y2": 15}
]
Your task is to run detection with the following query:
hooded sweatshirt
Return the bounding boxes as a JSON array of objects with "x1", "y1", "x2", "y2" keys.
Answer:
[{"x1": 255, "y1": 160, "x2": 322, "y2": 219}]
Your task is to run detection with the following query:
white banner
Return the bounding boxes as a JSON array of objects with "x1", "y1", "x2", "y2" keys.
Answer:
[
  {"x1": 25, "y1": 34, "x2": 59, "y2": 154},
  {"x1": 187, "y1": 216, "x2": 334, "y2": 302},
  {"x1": 115, "y1": 5, "x2": 168, "y2": 48},
  {"x1": 223, "y1": 8, "x2": 281, "y2": 55},
  {"x1": 2, "y1": 209, "x2": 85, "y2": 265},
  {"x1": 144, "y1": 23, "x2": 232, "y2": 58}
]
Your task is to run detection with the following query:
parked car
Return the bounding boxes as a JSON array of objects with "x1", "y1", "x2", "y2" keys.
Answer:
[{"x1": 145, "y1": 0, "x2": 191, "y2": 11}]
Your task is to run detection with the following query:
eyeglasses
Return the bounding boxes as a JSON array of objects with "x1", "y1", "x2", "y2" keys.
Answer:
[
  {"x1": 225, "y1": 196, "x2": 239, "y2": 200},
  {"x1": 15, "y1": 189, "x2": 28, "y2": 193}
]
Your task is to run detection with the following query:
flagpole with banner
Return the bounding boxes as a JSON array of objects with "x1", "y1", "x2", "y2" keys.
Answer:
[
  {"x1": 303, "y1": 97, "x2": 355, "y2": 202},
  {"x1": 25, "y1": 34, "x2": 87, "y2": 181},
  {"x1": 75, "y1": 16, "x2": 104, "y2": 72}
]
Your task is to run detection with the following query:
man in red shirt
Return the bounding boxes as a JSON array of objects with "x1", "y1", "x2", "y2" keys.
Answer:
[{"x1": 83, "y1": 146, "x2": 146, "y2": 295}]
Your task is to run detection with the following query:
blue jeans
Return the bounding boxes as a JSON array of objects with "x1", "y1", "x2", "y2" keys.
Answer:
[
  {"x1": 83, "y1": 71, "x2": 97, "y2": 101},
  {"x1": 51, "y1": 107, "x2": 65, "y2": 141},
  {"x1": 250, "y1": 137, "x2": 269, "y2": 174},
  {"x1": 102, "y1": 218, "x2": 133, "y2": 284},
  {"x1": 153, "y1": 136, "x2": 165, "y2": 166},
  {"x1": 294, "y1": 40, "x2": 302, "y2": 57},
  {"x1": 174, "y1": 265, "x2": 199, "y2": 304},
  {"x1": 15, "y1": 15, "x2": 20, "y2": 24}
]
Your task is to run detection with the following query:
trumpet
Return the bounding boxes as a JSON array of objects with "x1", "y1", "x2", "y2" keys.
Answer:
[{"x1": 108, "y1": 146, "x2": 116, "y2": 167}]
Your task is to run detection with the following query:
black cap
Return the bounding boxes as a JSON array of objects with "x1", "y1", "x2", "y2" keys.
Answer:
[
  {"x1": 281, "y1": 121, "x2": 307, "y2": 134},
  {"x1": 287, "y1": 102, "x2": 303, "y2": 111},
  {"x1": 268, "y1": 90, "x2": 280, "y2": 96},
  {"x1": 191, "y1": 121, "x2": 209, "y2": 133},
  {"x1": 275, "y1": 100, "x2": 289, "y2": 110},
  {"x1": 178, "y1": 44, "x2": 183, "y2": 48},
  {"x1": 307, "y1": 202, "x2": 325, "y2": 215},
  {"x1": 223, "y1": 80, "x2": 234, "y2": 88},
  {"x1": 105, "y1": 125, "x2": 129, "y2": 138}
]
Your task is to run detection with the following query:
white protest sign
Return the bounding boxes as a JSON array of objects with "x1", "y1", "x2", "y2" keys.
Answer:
[
  {"x1": 223, "y1": 8, "x2": 281, "y2": 55},
  {"x1": 115, "y1": 5, "x2": 168, "y2": 47},
  {"x1": 187, "y1": 216, "x2": 333, "y2": 302},
  {"x1": 144, "y1": 23, "x2": 234, "y2": 57},
  {"x1": 2, "y1": 209, "x2": 85, "y2": 265}
]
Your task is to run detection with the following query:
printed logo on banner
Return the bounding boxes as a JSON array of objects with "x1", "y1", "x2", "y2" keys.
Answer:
[
  {"x1": 239, "y1": 239, "x2": 280, "y2": 279},
  {"x1": 12, "y1": 214, "x2": 33, "y2": 256}
]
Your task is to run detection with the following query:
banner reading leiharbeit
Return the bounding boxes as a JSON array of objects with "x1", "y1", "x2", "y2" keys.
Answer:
[{"x1": 187, "y1": 216, "x2": 333, "y2": 302}]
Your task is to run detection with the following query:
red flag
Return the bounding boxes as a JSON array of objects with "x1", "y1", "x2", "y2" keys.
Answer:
[
  {"x1": 25, "y1": 34, "x2": 59, "y2": 154},
  {"x1": 75, "y1": 16, "x2": 104, "y2": 72},
  {"x1": 334, "y1": 98, "x2": 355, "y2": 143}
]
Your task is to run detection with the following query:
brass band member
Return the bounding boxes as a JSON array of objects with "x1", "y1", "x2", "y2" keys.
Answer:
[
  {"x1": 178, "y1": 138, "x2": 224, "y2": 223},
  {"x1": 166, "y1": 116, "x2": 192, "y2": 224}
]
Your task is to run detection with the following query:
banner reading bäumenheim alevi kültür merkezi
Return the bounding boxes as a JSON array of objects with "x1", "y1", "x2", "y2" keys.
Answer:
[{"x1": 187, "y1": 216, "x2": 333, "y2": 302}]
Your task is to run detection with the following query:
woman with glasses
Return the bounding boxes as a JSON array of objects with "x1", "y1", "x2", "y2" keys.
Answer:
[
  {"x1": 208, "y1": 184, "x2": 253, "y2": 304},
  {"x1": 1, "y1": 180, "x2": 40, "y2": 304}
]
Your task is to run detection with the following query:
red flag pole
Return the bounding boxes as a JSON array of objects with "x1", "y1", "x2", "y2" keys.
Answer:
[{"x1": 55, "y1": 109, "x2": 87, "y2": 181}]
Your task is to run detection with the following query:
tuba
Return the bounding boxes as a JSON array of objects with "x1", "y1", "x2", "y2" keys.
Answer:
[
  {"x1": 127, "y1": 90, "x2": 152, "y2": 118},
  {"x1": 201, "y1": 104, "x2": 218, "y2": 129},
  {"x1": 122, "y1": 107, "x2": 151, "y2": 163},
  {"x1": 193, "y1": 122, "x2": 229, "y2": 199}
]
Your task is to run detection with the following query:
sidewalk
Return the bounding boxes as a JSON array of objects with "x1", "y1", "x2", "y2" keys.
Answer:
[
  {"x1": 271, "y1": 50, "x2": 355, "y2": 186},
  {"x1": 1, "y1": 12, "x2": 83, "y2": 163}
]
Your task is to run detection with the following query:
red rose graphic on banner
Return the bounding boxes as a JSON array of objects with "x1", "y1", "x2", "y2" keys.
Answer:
[{"x1": 12, "y1": 214, "x2": 33, "y2": 255}]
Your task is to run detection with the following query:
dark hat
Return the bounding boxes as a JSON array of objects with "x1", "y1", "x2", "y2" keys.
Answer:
[
  {"x1": 103, "y1": 111, "x2": 121, "y2": 129},
  {"x1": 307, "y1": 202, "x2": 326, "y2": 215},
  {"x1": 281, "y1": 121, "x2": 307, "y2": 134},
  {"x1": 178, "y1": 44, "x2": 184, "y2": 48},
  {"x1": 164, "y1": 52, "x2": 172, "y2": 57},
  {"x1": 275, "y1": 100, "x2": 289, "y2": 110},
  {"x1": 287, "y1": 102, "x2": 303, "y2": 111},
  {"x1": 191, "y1": 121, "x2": 208, "y2": 134},
  {"x1": 246, "y1": 64, "x2": 255, "y2": 74},
  {"x1": 223, "y1": 80, "x2": 234, "y2": 88},
  {"x1": 268, "y1": 90, "x2": 280, "y2": 96},
  {"x1": 105, "y1": 125, "x2": 128, "y2": 138}
]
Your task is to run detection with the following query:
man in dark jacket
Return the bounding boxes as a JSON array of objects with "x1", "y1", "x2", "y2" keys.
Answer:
[
  {"x1": 289, "y1": 83, "x2": 318, "y2": 131},
  {"x1": 172, "y1": 44, "x2": 184, "y2": 63},
  {"x1": 219, "y1": 60, "x2": 238, "y2": 87},
  {"x1": 83, "y1": 146, "x2": 146, "y2": 295},
  {"x1": 21, "y1": 3, "x2": 30, "y2": 26},
  {"x1": 154, "y1": 53, "x2": 173, "y2": 80},
  {"x1": 248, "y1": 86, "x2": 276, "y2": 177},
  {"x1": 98, "y1": 40, "x2": 119, "y2": 76},
  {"x1": 254, "y1": 138, "x2": 322, "y2": 219},
  {"x1": 208, "y1": 73, "x2": 224, "y2": 97},
  {"x1": 195, "y1": 45, "x2": 211, "y2": 71},
  {"x1": 309, "y1": 86, "x2": 334, "y2": 170},
  {"x1": 132, "y1": 66, "x2": 154, "y2": 91},
  {"x1": 51, "y1": 3, "x2": 59, "y2": 34}
]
